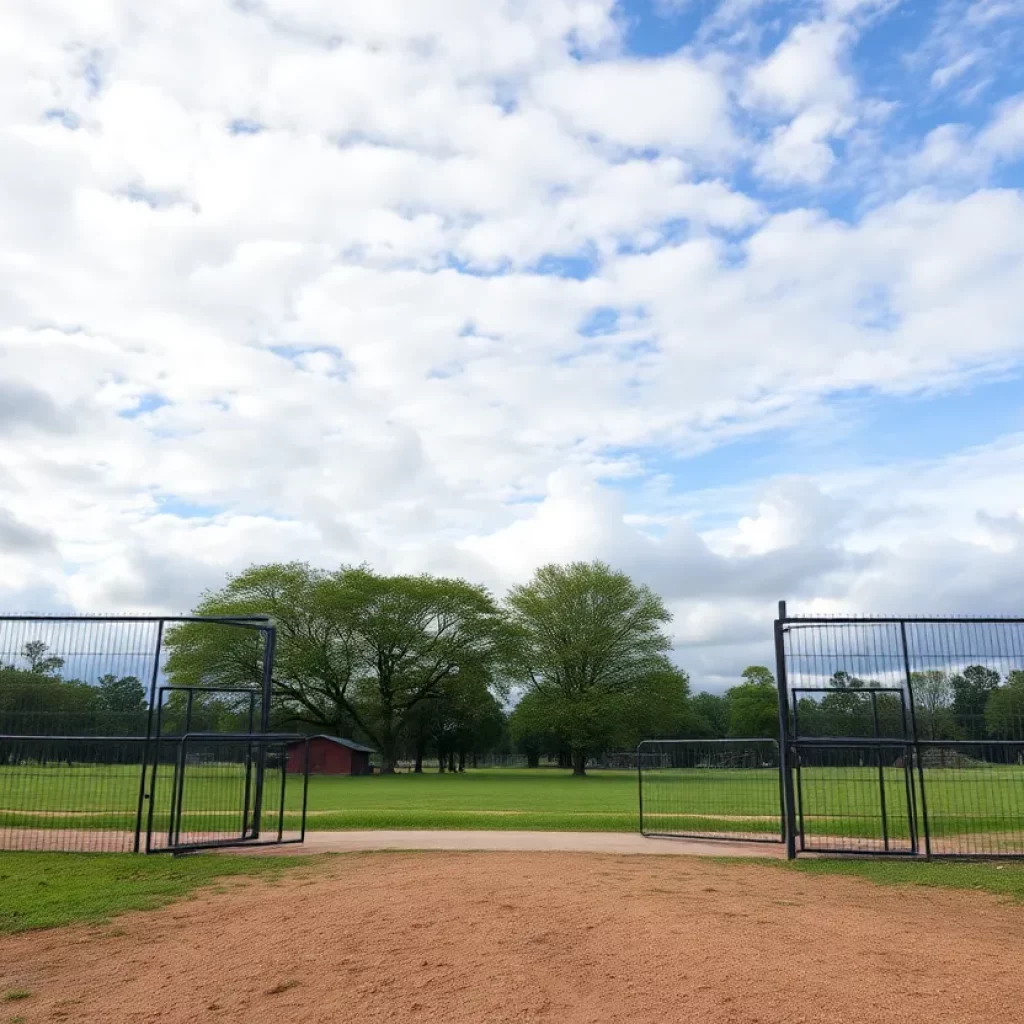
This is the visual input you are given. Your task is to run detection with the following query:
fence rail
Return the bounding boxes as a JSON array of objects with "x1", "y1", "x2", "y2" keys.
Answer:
[
  {"x1": 638, "y1": 739, "x2": 783, "y2": 843},
  {"x1": 0, "y1": 614, "x2": 308, "y2": 855},
  {"x1": 777, "y1": 605, "x2": 1024, "y2": 859}
]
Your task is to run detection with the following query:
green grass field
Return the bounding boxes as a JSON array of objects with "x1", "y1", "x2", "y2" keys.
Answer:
[
  {"x1": 0, "y1": 851, "x2": 313, "y2": 934},
  {"x1": 1, "y1": 764, "x2": 1022, "y2": 842}
]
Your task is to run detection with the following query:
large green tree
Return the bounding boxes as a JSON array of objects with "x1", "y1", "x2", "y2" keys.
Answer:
[
  {"x1": 164, "y1": 562, "x2": 506, "y2": 771},
  {"x1": 690, "y1": 692, "x2": 730, "y2": 738},
  {"x1": 726, "y1": 666, "x2": 778, "y2": 738},
  {"x1": 909, "y1": 670, "x2": 957, "y2": 740},
  {"x1": 986, "y1": 671, "x2": 1024, "y2": 740},
  {"x1": 0, "y1": 644, "x2": 99, "y2": 734},
  {"x1": 951, "y1": 665, "x2": 1001, "y2": 738},
  {"x1": 501, "y1": 561, "x2": 678, "y2": 775}
]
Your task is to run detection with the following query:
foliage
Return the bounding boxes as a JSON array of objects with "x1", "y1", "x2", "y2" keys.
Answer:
[
  {"x1": 0, "y1": 646, "x2": 145, "y2": 735},
  {"x1": 690, "y1": 692, "x2": 730, "y2": 738},
  {"x1": 502, "y1": 561, "x2": 674, "y2": 774},
  {"x1": 986, "y1": 671, "x2": 1024, "y2": 739},
  {"x1": 951, "y1": 665, "x2": 1002, "y2": 738},
  {"x1": 726, "y1": 667, "x2": 778, "y2": 738},
  {"x1": 909, "y1": 670, "x2": 957, "y2": 739},
  {"x1": 164, "y1": 562, "x2": 507, "y2": 770}
]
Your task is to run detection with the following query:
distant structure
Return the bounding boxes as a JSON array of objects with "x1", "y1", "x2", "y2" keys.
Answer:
[{"x1": 287, "y1": 735, "x2": 375, "y2": 775}]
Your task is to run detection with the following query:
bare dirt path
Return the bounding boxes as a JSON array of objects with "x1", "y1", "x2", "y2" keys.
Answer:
[{"x1": 2, "y1": 852, "x2": 1022, "y2": 1024}]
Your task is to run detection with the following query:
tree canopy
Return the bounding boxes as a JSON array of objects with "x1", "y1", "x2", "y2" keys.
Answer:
[
  {"x1": 164, "y1": 562, "x2": 507, "y2": 771},
  {"x1": 726, "y1": 667, "x2": 778, "y2": 738},
  {"x1": 501, "y1": 560, "x2": 680, "y2": 774}
]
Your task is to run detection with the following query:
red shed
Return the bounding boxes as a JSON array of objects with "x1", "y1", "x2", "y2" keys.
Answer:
[{"x1": 287, "y1": 736, "x2": 375, "y2": 775}]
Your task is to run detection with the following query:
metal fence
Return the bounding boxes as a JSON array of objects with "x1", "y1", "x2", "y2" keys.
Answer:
[
  {"x1": 776, "y1": 607, "x2": 1024, "y2": 859},
  {"x1": 638, "y1": 739, "x2": 783, "y2": 843},
  {"x1": 0, "y1": 614, "x2": 310, "y2": 854}
]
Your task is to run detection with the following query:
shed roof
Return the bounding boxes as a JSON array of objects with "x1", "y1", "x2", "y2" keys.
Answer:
[{"x1": 287, "y1": 735, "x2": 375, "y2": 754}]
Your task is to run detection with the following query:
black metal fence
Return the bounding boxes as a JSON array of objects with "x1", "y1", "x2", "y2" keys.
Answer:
[
  {"x1": 638, "y1": 739, "x2": 783, "y2": 843},
  {"x1": 776, "y1": 607, "x2": 1024, "y2": 859},
  {"x1": 0, "y1": 614, "x2": 310, "y2": 854}
]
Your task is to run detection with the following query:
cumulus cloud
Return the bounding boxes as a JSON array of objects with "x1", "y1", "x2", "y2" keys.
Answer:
[{"x1": 1, "y1": 1, "x2": 1023, "y2": 690}]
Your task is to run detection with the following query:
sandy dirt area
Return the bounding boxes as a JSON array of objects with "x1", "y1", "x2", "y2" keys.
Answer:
[{"x1": 2, "y1": 852, "x2": 1021, "y2": 1024}]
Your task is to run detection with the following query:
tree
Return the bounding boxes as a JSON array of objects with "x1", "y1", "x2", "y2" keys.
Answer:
[
  {"x1": 22, "y1": 640, "x2": 64, "y2": 676},
  {"x1": 741, "y1": 666, "x2": 775, "y2": 688},
  {"x1": 508, "y1": 689, "x2": 559, "y2": 767},
  {"x1": 95, "y1": 674, "x2": 148, "y2": 734},
  {"x1": 164, "y1": 562, "x2": 506, "y2": 772},
  {"x1": 726, "y1": 666, "x2": 778, "y2": 738},
  {"x1": 830, "y1": 670, "x2": 867, "y2": 690},
  {"x1": 951, "y1": 665, "x2": 1001, "y2": 738},
  {"x1": 501, "y1": 561, "x2": 676, "y2": 775},
  {"x1": 909, "y1": 670, "x2": 956, "y2": 739},
  {"x1": 690, "y1": 692, "x2": 730, "y2": 738},
  {"x1": 986, "y1": 671, "x2": 1024, "y2": 740},
  {"x1": 342, "y1": 568, "x2": 506, "y2": 771}
]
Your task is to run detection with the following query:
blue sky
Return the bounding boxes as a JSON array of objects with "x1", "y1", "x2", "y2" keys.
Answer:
[{"x1": 2, "y1": 0, "x2": 1024, "y2": 689}]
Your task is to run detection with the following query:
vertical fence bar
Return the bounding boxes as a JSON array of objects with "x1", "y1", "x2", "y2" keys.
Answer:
[
  {"x1": 870, "y1": 690, "x2": 890, "y2": 852},
  {"x1": 277, "y1": 738, "x2": 287, "y2": 843},
  {"x1": 250, "y1": 625, "x2": 276, "y2": 838},
  {"x1": 636, "y1": 742, "x2": 645, "y2": 835},
  {"x1": 241, "y1": 692, "x2": 255, "y2": 839},
  {"x1": 775, "y1": 601, "x2": 798, "y2": 859},
  {"x1": 300, "y1": 738, "x2": 311, "y2": 842},
  {"x1": 134, "y1": 619, "x2": 164, "y2": 853},
  {"x1": 900, "y1": 621, "x2": 932, "y2": 858}
]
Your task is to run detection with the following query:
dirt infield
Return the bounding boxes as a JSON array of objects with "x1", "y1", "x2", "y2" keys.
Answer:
[{"x1": 3, "y1": 853, "x2": 1023, "y2": 1024}]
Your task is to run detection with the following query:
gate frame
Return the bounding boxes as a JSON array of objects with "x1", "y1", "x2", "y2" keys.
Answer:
[
  {"x1": 637, "y1": 737, "x2": 785, "y2": 844},
  {"x1": 146, "y1": 732, "x2": 311, "y2": 855},
  {"x1": 0, "y1": 613, "x2": 286, "y2": 855},
  {"x1": 774, "y1": 603, "x2": 1024, "y2": 860}
]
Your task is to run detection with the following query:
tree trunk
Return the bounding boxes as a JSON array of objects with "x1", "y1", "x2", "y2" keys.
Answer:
[
  {"x1": 437, "y1": 746, "x2": 446, "y2": 773},
  {"x1": 414, "y1": 749, "x2": 424, "y2": 773},
  {"x1": 447, "y1": 751, "x2": 456, "y2": 773},
  {"x1": 458, "y1": 750, "x2": 466, "y2": 773},
  {"x1": 378, "y1": 719, "x2": 397, "y2": 773},
  {"x1": 572, "y1": 750, "x2": 587, "y2": 776},
  {"x1": 471, "y1": 752, "x2": 478, "y2": 769},
  {"x1": 527, "y1": 751, "x2": 540, "y2": 769}
]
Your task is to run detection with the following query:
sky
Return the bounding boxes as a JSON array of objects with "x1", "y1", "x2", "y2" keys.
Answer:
[{"x1": 2, "y1": 0, "x2": 1024, "y2": 692}]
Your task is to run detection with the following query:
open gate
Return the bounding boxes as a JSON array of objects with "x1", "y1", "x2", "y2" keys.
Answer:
[
  {"x1": 0, "y1": 614, "x2": 310, "y2": 855},
  {"x1": 775, "y1": 605, "x2": 1024, "y2": 859}
]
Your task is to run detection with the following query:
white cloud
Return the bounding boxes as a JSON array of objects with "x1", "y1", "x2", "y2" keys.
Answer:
[
  {"x1": 745, "y1": 21, "x2": 853, "y2": 114},
  {"x1": 532, "y1": 56, "x2": 736, "y2": 156},
  {"x1": 1, "y1": 1, "x2": 1024, "y2": 690},
  {"x1": 753, "y1": 107, "x2": 848, "y2": 183},
  {"x1": 906, "y1": 92, "x2": 1024, "y2": 183}
]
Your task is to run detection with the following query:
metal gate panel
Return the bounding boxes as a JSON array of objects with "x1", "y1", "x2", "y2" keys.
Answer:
[{"x1": 638, "y1": 739, "x2": 784, "y2": 843}]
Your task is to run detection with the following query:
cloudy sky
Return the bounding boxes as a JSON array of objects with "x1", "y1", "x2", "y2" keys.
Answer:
[{"x1": 3, "y1": 0, "x2": 1024, "y2": 690}]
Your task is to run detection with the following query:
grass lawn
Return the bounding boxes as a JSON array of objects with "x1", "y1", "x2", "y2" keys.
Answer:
[
  {"x1": 777, "y1": 857, "x2": 1024, "y2": 902},
  {"x1": 0, "y1": 851, "x2": 314, "y2": 935},
  {"x1": 1, "y1": 764, "x2": 1022, "y2": 839}
]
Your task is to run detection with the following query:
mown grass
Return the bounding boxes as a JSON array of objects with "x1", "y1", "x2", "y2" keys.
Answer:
[
  {"x1": 0, "y1": 851, "x2": 313, "y2": 935},
  {"x1": 1, "y1": 764, "x2": 1022, "y2": 839},
  {"x1": 778, "y1": 857, "x2": 1024, "y2": 902}
]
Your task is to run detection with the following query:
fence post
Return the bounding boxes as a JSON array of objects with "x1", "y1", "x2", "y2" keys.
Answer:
[
  {"x1": 250, "y1": 624, "x2": 277, "y2": 838},
  {"x1": 774, "y1": 600, "x2": 798, "y2": 859},
  {"x1": 134, "y1": 619, "x2": 164, "y2": 854},
  {"x1": 900, "y1": 621, "x2": 931, "y2": 858},
  {"x1": 636, "y1": 742, "x2": 645, "y2": 835}
]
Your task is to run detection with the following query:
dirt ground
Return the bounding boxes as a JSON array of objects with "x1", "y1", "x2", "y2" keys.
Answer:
[{"x1": 2, "y1": 853, "x2": 1022, "y2": 1024}]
